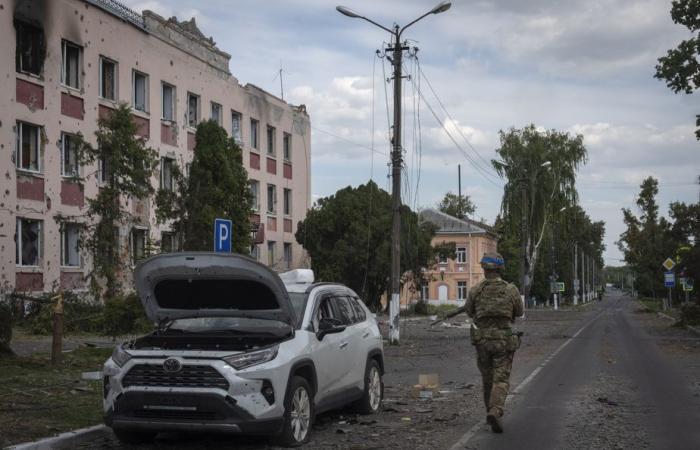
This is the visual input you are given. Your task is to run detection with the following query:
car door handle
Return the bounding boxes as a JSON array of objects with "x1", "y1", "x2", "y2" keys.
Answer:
[
  {"x1": 339, "y1": 342, "x2": 349, "y2": 349},
  {"x1": 362, "y1": 332, "x2": 370, "y2": 338}
]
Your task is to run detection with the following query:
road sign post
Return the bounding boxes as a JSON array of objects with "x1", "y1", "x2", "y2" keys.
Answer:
[
  {"x1": 662, "y1": 258, "x2": 676, "y2": 311},
  {"x1": 214, "y1": 218, "x2": 232, "y2": 253}
]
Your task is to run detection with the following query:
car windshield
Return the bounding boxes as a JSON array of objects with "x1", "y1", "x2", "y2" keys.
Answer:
[{"x1": 165, "y1": 317, "x2": 292, "y2": 336}]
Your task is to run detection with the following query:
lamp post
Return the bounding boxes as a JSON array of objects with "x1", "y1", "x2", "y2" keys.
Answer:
[{"x1": 337, "y1": 2, "x2": 451, "y2": 344}]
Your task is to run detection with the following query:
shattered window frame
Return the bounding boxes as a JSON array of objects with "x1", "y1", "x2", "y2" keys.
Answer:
[
  {"x1": 231, "y1": 110, "x2": 242, "y2": 144},
  {"x1": 61, "y1": 132, "x2": 80, "y2": 177},
  {"x1": 60, "y1": 222, "x2": 81, "y2": 268},
  {"x1": 161, "y1": 82, "x2": 176, "y2": 121},
  {"x1": 283, "y1": 188, "x2": 292, "y2": 216},
  {"x1": 283, "y1": 132, "x2": 292, "y2": 161},
  {"x1": 132, "y1": 70, "x2": 149, "y2": 112},
  {"x1": 267, "y1": 125, "x2": 276, "y2": 156},
  {"x1": 250, "y1": 179, "x2": 260, "y2": 211},
  {"x1": 267, "y1": 183, "x2": 277, "y2": 214},
  {"x1": 61, "y1": 39, "x2": 82, "y2": 90},
  {"x1": 99, "y1": 56, "x2": 117, "y2": 101},
  {"x1": 15, "y1": 217, "x2": 42, "y2": 267},
  {"x1": 187, "y1": 92, "x2": 200, "y2": 127},
  {"x1": 250, "y1": 118, "x2": 259, "y2": 150},
  {"x1": 16, "y1": 121, "x2": 41, "y2": 173},
  {"x1": 211, "y1": 102, "x2": 222, "y2": 126},
  {"x1": 160, "y1": 157, "x2": 175, "y2": 191},
  {"x1": 267, "y1": 240, "x2": 276, "y2": 267},
  {"x1": 283, "y1": 243, "x2": 292, "y2": 269},
  {"x1": 130, "y1": 227, "x2": 148, "y2": 265},
  {"x1": 15, "y1": 20, "x2": 45, "y2": 76},
  {"x1": 160, "y1": 231, "x2": 176, "y2": 253}
]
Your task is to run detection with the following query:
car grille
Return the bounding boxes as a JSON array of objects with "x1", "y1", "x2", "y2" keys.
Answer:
[
  {"x1": 122, "y1": 364, "x2": 229, "y2": 390},
  {"x1": 131, "y1": 409, "x2": 222, "y2": 421}
]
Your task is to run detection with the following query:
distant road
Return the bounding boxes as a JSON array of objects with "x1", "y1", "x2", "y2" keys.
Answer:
[{"x1": 455, "y1": 291, "x2": 700, "y2": 449}]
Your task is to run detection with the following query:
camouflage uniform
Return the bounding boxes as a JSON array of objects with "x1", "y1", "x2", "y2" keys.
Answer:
[{"x1": 466, "y1": 255, "x2": 523, "y2": 424}]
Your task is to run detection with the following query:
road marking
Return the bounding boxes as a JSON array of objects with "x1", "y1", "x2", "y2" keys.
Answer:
[{"x1": 448, "y1": 311, "x2": 602, "y2": 450}]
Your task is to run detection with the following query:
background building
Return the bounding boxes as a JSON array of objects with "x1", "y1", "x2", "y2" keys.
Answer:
[{"x1": 1, "y1": 0, "x2": 311, "y2": 293}]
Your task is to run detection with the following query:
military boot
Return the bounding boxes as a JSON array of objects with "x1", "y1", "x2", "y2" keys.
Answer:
[{"x1": 486, "y1": 409, "x2": 503, "y2": 433}]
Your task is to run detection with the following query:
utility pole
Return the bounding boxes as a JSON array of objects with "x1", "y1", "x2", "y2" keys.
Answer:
[
  {"x1": 520, "y1": 179, "x2": 528, "y2": 307},
  {"x1": 337, "y1": 2, "x2": 452, "y2": 345},
  {"x1": 458, "y1": 164, "x2": 462, "y2": 209},
  {"x1": 573, "y1": 243, "x2": 578, "y2": 305}
]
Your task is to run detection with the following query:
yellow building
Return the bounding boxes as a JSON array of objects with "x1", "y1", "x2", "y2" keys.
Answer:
[{"x1": 409, "y1": 209, "x2": 498, "y2": 308}]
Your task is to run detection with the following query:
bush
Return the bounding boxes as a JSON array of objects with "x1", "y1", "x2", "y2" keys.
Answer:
[
  {"x1": 102, "y1": 293, "x2": 152, "y2": 338},
  {"x1": 414, "y1": 301, "x2": 429, "y2": 315},
  {"x1": 679, "y1": 302, "x2": 700, "y2": 326}
]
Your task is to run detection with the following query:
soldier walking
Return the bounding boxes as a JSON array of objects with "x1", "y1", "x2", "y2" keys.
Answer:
[
  {"x1": 438, "y1": 252, "x2": 523, "y2": 433},
  {"x1": 468, "y1": 252, "x2": 523, "y2": 433}
]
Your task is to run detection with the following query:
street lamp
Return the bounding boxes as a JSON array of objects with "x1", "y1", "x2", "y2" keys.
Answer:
[{"x1": 337, "y1": 2, "x2": 451, "y2": 344}]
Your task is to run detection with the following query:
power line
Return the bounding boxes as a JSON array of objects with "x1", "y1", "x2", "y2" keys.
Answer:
[{"x1": 311, "y1": 125, "x2": 389, "y2": 157}]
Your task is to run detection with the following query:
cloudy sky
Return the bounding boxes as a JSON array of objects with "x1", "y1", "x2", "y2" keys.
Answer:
[{"x1": 125, "y1": 0, "x2": 698, "y2": 266}]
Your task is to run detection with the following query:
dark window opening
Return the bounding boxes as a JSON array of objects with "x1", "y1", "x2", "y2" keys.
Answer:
[
  {"x1": 15, "y1": 21, "x2": 45, "y2": 76},
  {"x1": 153, "y1": 279, "x2": 280, "y2": 310}
]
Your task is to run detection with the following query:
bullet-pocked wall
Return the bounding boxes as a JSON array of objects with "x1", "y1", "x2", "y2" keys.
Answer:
[{"x1": 1, "y1": 0, "x2": 312, "y2": 293}]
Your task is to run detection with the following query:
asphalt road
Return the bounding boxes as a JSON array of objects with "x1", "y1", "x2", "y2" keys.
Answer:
[{"x1": 459, "y1": 291, "x2": 700, "y2": 450}]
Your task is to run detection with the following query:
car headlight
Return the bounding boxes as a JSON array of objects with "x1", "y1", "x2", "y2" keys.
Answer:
[
  {"x1": 224, "y1": 345, "x2": 279, "y2": 370},
  {"x1": 111, "y1": 345, "x2": 132, "y2": 367}
]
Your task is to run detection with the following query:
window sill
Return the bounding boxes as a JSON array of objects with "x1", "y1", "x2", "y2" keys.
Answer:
[
  {"x1": 60, "y1": 266, "x2": 83, "y2": 272},
  {"x1": 60, "y1": 84, "x2": 83, "y2": 96},
  {"x1": 283, "y1": 158, "x2": 292, "y2": 164},
  {"x1": 266, "y1": 212, "x2": 277, "y2": 217},
  {"x1": 61, "y1": 174, "x2": 82, "y2": 180},
  {"x1": 16, "y1": 169, "x2": 44, "y2": 178},
  {"x1": 16, "y1": 71, "x2": 44, "y2": 83},
  {"x1": 16, "y1": 266, "x2": 43, "y2": 273},
  {"x1": 98, "y1": 97, "x2": 119, "y2": 108},
  {"x1": 161, "y1": 118, "x2": 177, "y2": 125},
  {"x1": 131, "y1": 108, "x2": 150, "y2": 118}
]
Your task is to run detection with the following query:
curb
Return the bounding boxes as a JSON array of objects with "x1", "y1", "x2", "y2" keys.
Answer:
[{"x1": 9, "y1": 424, "x2": 108, "y2": 450}]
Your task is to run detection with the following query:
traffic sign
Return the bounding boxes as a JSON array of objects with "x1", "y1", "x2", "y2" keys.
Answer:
[
  {"x1": 214, "y1": 218, "x2": 232, "y2": 253},
  {"x1": 664, "y1": 271, "x2": 675, "y2": 288},
  {"x1": 662, "y1": 257, "x2": 676, "y2": 271},
  {"x1": 683, "y1": 278, "x2": 694, "y2": 292},
  {"x1": 557, "y1": 282, "x2": 565, "y2": 292}
]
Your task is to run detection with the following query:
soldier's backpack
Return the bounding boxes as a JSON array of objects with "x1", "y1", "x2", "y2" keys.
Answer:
[{"x1": 473, "y1": 278, "x2": 514, "y2": 320}]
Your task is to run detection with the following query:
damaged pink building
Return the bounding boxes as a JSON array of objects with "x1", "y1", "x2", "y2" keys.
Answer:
[{"x1": 1, "y1": 0, "x2": 312, "y2": 293}]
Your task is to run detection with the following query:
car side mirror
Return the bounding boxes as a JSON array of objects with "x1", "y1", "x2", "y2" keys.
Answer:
[{"x1": 316, "y1": 317, "x2": 346, "y2": 340}]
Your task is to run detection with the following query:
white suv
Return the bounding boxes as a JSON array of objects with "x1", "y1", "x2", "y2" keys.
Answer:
[{"x1": 102, "y1": 252, "x2": 384, "y2": 446}]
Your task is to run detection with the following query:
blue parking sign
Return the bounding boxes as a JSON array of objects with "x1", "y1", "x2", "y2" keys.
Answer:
[
  {"x1": 214, "y1": 218, "x2": 232, "y2": 253},
  {"x1": 664, "y1": 271, "x2": 675, "y2": 288}
]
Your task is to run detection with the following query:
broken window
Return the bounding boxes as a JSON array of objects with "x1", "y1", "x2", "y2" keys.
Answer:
[
  {"x1": 16, "y1": 218, "x2": 42, "y2": 266},
  {"x1": 251, "y1": 244, "x2": 259, "y2": 260},
  {"x1": 283, "y1": 132, "x2": 291, "y2": 161},
  {"x1": 250, "y1": 118, "x2": 259, "y2": 149},
  {"x1": 15, "y1": 21, "x2": 45, "y2": 76},
  {"x1": 61, "y1": 132, "x2": 79, "y2": 177},
  {"x1": 16, "y1": 121, "x2": 41, "y2": 172},
  {"x1": 231, "y1": 111, "x2": 242, "y2": 144},
  {"x1": 161, "y1": 232, "x2": 175, "y2": 253},
  {"x1": 160, "y1": 157, "x2": 174, "y2": 191},
  {"x1": 284, "y1": 243, "x2": 292, "y2": 269},
  {"x1": 162, "y1": 82, "x2": 175, "y2": 121},
  {"x1": 267, "y1": 241, "x2": 276, "y2": 267},
  {"x1": 249, "y1": 180, "x2": 260, "y2": 211},
  {"x1": 60, "y1": 223, "x2": 80, "y2": 267},
  {"x1": 131, "y1": 228, "x2": 147, "y2": 265},
  {"x1": 211, "y1": 102, "x2": 222, "y2": 125},
  {"x1": 283, "y1": 188, "x2": 292, "y2": 216},
  {"x1": 99, "y1": 56, "x2": 117, "y2": 100},
  {"x1": 61, "y1": 40, "x2": 81, "y2": 89},
  {"x1": 267, "y1": 184, "x2": 277, "y2": 214},
  {"x1": 133, "y1": 70, "x2": 148, "y2": 112},
  {"x1": 187, "y1": 92, "x2": 199, "y2": 127},
  {"x1": 267, "y1": 125, "x2": 276, "y2": 156},
  {"x1": 98, "y1": 155, "x2": 111, "y2": 184}
]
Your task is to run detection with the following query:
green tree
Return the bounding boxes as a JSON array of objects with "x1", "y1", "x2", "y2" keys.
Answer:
[
  {"x1": 437, "y1": 191, "x2": 475, "y2": 219},
  {"x1": 655, "y1": 0, "x2": 700, "y2": 139},
  {"x1": 617, "y1": 177, "x2": 675, "y2": 298},
  {"x1": 296, "y1": 181, "x2": 437, "y2": 310},
  {"x1": 492, "y1": 125, "x2": 588, "y2": 300},
  {"x1": 156, "y1": 120, "x2": 252, "y2": 253},
  {"x1": 76, "y1": 104, "x2": 157, "y2": 299}
]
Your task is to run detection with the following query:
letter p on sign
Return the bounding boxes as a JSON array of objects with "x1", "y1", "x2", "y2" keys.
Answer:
[{"x1": 214, "y1": 218, "x2": 232, "y2": 253}]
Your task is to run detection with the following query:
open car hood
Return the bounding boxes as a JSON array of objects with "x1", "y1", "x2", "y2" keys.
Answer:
[{"x1": 134, "y1": 252, "x2": 296, "y2": 326}]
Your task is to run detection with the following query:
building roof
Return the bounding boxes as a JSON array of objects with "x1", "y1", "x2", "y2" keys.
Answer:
[{"x1": 420, "y1": 208, "x2": 495, "y2": 235}]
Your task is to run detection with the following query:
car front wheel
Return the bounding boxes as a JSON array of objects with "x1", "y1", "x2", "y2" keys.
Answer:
[
  {"x1": 356, "y1": 359, "x2": 383, "y2": 414},
  {"x1": 277, "y1": 376, "x2": 314, "y2": 447}
]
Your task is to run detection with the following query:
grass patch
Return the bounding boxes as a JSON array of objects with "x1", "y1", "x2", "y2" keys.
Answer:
[
  {"x1": 638, "y1": 298, "x2": 663, "y2": 313},
  {"x1": 0, "y1": 346, "x2": 111, "y2": 447}
]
